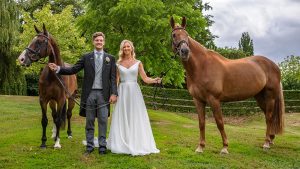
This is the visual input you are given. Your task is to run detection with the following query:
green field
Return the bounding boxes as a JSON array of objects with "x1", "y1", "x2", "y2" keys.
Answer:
[{"x1": 0, "y1": 95, "x2": 299, "y2": 169}]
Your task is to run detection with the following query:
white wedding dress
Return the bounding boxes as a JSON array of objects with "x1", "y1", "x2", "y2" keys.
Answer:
[{"x1": 107, "y1": 60, "x2": 160, "y2": 156}]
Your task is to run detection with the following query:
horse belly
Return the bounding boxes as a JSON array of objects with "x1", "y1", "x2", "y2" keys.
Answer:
[{"x1": 222, "y1": 74, "x2": 266, "y2": 101}]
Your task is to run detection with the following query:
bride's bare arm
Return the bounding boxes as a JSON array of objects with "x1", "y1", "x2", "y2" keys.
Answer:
[
  {"x1": 116, "y1": 67, "x2": 120, "y2": 86},
  {"x1": 138, "y1": 62, "x2": 161, "y2": 84}
]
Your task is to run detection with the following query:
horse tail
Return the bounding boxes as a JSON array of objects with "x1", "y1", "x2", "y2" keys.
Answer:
[
  {"x1": 60, "y1": 100, "x2": 67, "y2": 130},
  {"x1": 272, "y1": 82, "x2": 285, "y2": 134}
]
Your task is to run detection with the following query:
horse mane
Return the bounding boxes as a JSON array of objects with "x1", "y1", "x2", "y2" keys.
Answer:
[
  {"x1": 47, "y1": 34, "x2": 63, "y2": 65},
  {"x1": 188, "y1": 36, "x2": 228, "y2": 61}
]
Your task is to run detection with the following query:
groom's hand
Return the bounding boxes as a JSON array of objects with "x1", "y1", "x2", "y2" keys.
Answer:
[
  {"x1": 48, "y1": 63, "x2": 58, "y2": 71},
  {"x1": 109, "y1": 95, "x2": 117, "y2": 104}
]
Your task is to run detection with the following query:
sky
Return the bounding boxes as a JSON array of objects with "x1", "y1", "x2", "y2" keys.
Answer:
[{"x1": 203, "y1": 0, "x2": 300, "y2": 64}]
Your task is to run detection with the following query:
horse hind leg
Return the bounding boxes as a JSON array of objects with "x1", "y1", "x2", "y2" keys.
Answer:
[
  {"x1": 258, "y1": 90, "x2": 277, "y2": 149},
  {"x1": 53, "y1": 99, "x2": 66, "y2": 149},
  {"x1": 67, "y1": 97, "x2": 75, "y2": 139},
  {"x1": 255, "y1": 92, "x2": 273, "y2": 149},
  {"x1": 49, "y1": 100, "x2": 57, "y2": 139},
  {"x1": 270, "y1": 135, "x2": 275, "y2": 145}
]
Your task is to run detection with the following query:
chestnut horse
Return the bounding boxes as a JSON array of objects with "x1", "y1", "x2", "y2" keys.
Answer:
[
  {"x1": 18, "y1": 24, "x2": 78, "y2": 149},
  {"x1": 170, "y1": 17, "x2": 284, "y2": 154}
]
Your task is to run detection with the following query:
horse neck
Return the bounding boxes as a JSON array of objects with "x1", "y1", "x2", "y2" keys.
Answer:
[
  {"x1": 48, "y1": 39, "x2": 63, "y2": 66},
  {"x1": 182, "y1": 37, "x2": 208, "y2": 75}
]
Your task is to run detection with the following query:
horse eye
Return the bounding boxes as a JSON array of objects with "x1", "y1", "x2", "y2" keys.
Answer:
[{"x1": 172, "y1": 34, "x2": 176, "y2": 38}]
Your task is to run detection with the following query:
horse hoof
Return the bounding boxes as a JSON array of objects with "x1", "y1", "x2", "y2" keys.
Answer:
[
  {"x1": 263, "y1": 144, "x2": 270, "y2": 149},
  {"x1": 54, "y1": 138, "x2": 61, "y2": 149},
  {"x1": 54, "y1": 144, "x2": 61, "y2": 149},
  {"x1": 40, "y1": 145, "x2": 46, "y2": 149},
  {"x1": 67, "y1": 135, "x2": 73, "y2": 139},
  {"x1": 195, "y1": 146, "x2": 204, "y2": 153},
  {"x1": 220, "y1": 148, "x2": 229, "y2": 154}
]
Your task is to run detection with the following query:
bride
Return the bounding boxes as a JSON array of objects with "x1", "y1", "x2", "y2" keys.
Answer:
[{"x1": 107, "y1": 40, "x2": 161, "y2": 156}]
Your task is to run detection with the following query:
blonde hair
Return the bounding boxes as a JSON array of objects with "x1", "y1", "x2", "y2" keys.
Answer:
[{"x1": 118, "y1": 40, "x2": 136, "y2": 63}]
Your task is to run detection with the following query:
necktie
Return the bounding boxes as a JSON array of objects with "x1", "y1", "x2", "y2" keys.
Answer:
[{"x1": 96, "y1": 52, "x2": 102, "y2": 60}]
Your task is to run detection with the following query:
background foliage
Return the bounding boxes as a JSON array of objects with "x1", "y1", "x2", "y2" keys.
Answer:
[
  {"x1": 279, "y1": 55, "x2": 300, "y2": 90},
  {"x1": 77, "y1": 0, "x2": 211, "y2": 87},
  {"x1": 238, "y1": 32, "x2": 254, "y2": 56},
  {"x1": 0, "y1": 0, "x2": 27, "y2": 95},
  {"x1": 0, "y1": 0, "x2": 299, "y2": 95},
  {"x1": 16, "y1": 4, "x2": 89, "y2": 74}
]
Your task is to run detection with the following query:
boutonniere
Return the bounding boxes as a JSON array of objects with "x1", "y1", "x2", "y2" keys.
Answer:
[{"x1": 105, "y1": 57, "x2": 110, "y2": 63}]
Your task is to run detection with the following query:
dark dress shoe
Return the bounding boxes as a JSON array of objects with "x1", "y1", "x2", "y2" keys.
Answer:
[{"x1": 99, "y1": 146, "x2": 107, "y2": 155}]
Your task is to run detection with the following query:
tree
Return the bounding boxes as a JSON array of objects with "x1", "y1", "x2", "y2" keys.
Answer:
[
  {"x1": 17, "y1": 0, "x2": 84, "y2": 17},
  {"x1": 77, "y1": 0, "x2": 208, "y2": 88},
  {"x1": 279, "y1": 55, "x2": 300, "y2": 90},
  {"x1": 16, "y1": 4, "x2": 89, "y2": 74},
  {"x1": 194, "y1": 1, "x2": 217, "y2": 49},
  {"x1": 0, "y1": 0, "x2": 27, "y2": 95},
  {"x1": 238, "y1": 32, "x2": 254, "y2": 56},
  {"x1": 216, "y1": 47, "x2": 247, "y2": 59}
]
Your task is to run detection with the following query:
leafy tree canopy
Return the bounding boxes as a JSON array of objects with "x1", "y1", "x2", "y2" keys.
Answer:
[
  {"x1": 17, "y1": 0, "x2": 84, "y2": 17},
  {"x1": 279, "y1": 55, "x2": 300, "y2": 90},
  {"x1": 16, "y1": 4, "x2": 89, "y2": 73},
  {"x1": 77, "y1": 0, "x2": 209, "y2": 88},
  {"x1": 216, "y1": 47, "x2": 248, "y2": 59}
]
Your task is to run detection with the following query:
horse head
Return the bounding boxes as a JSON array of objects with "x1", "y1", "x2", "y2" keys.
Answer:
[
  {"x1": 170, "y1": 16, "x2": 190, "y2": 61},
  {"x1": 18, "y1": 24, "x2": 52, "y2": 66}
]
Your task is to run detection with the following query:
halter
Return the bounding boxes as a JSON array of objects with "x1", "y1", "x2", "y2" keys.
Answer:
[
  {"x1": 171, "y1": 27, "x2": 189, "y2": 55},
  {"x1": 25, "y1": 33, "x2": 56, "y2": 63}
]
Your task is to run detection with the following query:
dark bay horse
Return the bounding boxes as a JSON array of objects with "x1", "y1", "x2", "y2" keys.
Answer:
[
  {"x1": 18, "y1": 24, "x2": 78, "y2": 149},
  {"x1": 170, "y1": 17, "x2": 285, "y2": 154}
]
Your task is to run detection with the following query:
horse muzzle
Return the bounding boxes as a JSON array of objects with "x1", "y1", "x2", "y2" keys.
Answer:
[
  {"x1": 18, "y1": 50, "x2": 32, "y2": 66},
  {"x1": 179, "y1": 48, "x2": 190, "y2": 61}
]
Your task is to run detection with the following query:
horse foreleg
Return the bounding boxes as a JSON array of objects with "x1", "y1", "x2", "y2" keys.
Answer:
[
  {"x1": 40, "y1": 99, "x2": 48, "y2": 149},
  {"x1": 209, "y1": 98, "x2": 228, "y2": 154},
  {"x1": 67, "y1": 98, "x2": 75, "y2": 138},
  {"x1": 194, "y1": 99, "x2": 206, "y2": 153}
]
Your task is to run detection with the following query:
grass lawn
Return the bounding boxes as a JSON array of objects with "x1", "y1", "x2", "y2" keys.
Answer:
[{"x1": 0, "y1": 95, "x2": 299, "y2": 169}]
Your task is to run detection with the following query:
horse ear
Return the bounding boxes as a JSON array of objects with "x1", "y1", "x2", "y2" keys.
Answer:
[
  {"x1": 34, "y1": 25, "x2": 41, "y2": 33},
  {"x1": 170, "y1": 16, "x2": 175, "y2": 29},
  {"x1": 181, "y1": 16, "x2": 187, "y2": 29},
  {"x1": 42, "y1": 23, "x2": 48, "y2": 35}
]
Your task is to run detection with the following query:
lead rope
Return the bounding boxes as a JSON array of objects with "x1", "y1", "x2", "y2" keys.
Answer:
[{"x1": 152, "y1": 67, "x2": 172, "y2": 110}]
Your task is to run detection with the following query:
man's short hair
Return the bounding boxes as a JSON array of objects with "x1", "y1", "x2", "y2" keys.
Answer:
[{"x1": 92, "y1": 32, "x2": 105, "y2": 40}]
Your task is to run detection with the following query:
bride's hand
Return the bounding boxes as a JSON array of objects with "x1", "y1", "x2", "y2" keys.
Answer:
[{"x1": 153, "y1": 77, "x2": 162, "y2": 84}]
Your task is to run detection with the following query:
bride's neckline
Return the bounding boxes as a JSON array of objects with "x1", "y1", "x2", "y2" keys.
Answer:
[{"x1": 119, "y1": 61, "x2": 139, "y2": 69}]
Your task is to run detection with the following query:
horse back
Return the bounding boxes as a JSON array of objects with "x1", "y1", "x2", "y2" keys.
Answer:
[{"x1": 219, "y1": 55, "x2": 279, "y2": 101}]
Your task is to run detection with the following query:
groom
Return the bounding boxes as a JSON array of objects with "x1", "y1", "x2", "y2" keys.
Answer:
[{"x1": 48, "y1": 32, "x2": 118, "y2": 155}]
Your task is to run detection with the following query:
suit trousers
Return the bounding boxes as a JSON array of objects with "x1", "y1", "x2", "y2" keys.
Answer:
[{"x1": 85, "y1": 89, "x2": 108, "y2": 151}]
